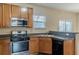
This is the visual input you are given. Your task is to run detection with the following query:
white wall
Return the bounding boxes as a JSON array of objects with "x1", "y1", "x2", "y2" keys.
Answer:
[{"x1": 76, "y1": 14, "x2": 79, "y2": 32}]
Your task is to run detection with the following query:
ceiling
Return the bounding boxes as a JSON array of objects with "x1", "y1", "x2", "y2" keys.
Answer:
[{"x1": 32, "y1": 3, "x2": 79, "y2": 13}]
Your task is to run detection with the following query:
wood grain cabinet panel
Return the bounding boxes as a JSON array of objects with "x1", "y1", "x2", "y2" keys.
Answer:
[
  {"x1": 0, "y1": 4, "x2": 3, "y2": 28},
  {"x1": 11, "y1": 5, "x2": 33, "y2": 28},
  {"x1": 0, "y1": 3, "x2": 33, "y2": 28},
  {"x1": 28, "y1": 8, "x2": 33, "y2": 28},
  {"x1": 0, "y1": 39, "x2": 11, "y2": 55},
  {"x1": 29, "y1": 37, "x2": 52, "y2": 54},
  {"x1": 2, "y1": 4, "x2": 11, "y2": 28},
  {"x1": 39, "y1": 37, "x2": 52, "y2": 54},
  {"x1": 29, "y1": 37, "x2": 39, "y2": 54},
  {"x1": 64, "y1": 39, "x2": 75, "y2": 55},
  {"x1": 0, "y1": 44, "x2": 2, "y2": 54},
  {"x1": 20, "y1": 8, "x2": 29, "y2": 19},
  {"x1": 11, "y1": 5, "x2": 21, "y2": 18}
]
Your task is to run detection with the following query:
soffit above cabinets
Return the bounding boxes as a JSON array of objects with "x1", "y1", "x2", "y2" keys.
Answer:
[{"x1": 30, "y1": 3, "x2": 79, "y2": 13}]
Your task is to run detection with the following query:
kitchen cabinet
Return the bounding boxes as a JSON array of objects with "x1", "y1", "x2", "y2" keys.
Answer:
[
  {"x1": 28, "y1": 8, "x2": 33, "y2": 28},
  {"x1": 52, "y1": 39, "x2": 75, "y2": 55},
  {"x1": 0, "y1": 45, "x2": 2, "y2": 54},
  {"x1": 11, "y1": 5, "x2": 33, "y2": 28},
  {"x1": 0, "y1": 38, "x2": 11, "y2": 55},
  {"x1": 11, "y1": 5, "x2": 21, "y2": 18},
  {"x1": 29, "y1": 37, "x2": 52, "y2": 54},
  {"x1": 3, "y1": 4, "x2": 11, "y2": 28},
  {"x1": 0, "y1": 4, "x2": 3, "y2": 28},
  {"x1": 52, "y1": 38, "x2": 75, "y2": 55},
  {"x1": 39, "y1": 37, "x2": 52, "y2": 54},
  {"x1": 29, "y1": 36, "x2": 75, "y2": 55},
  {"x1": 0, "y1": 4, "x2": 11, "y2": 28},
  {"x1": 64, "y1": 39, "x2": 75, "y2": 55},
  {"x1": 0, "y1": 3, "x2": 33, "y2": 28},
  {"x1": 29, "y1": 37, "x2": 39, "y2": 54},
  {"x1": 20, "y1": 7, "x2": 29, "y2": 19},
  {"x1": 21, "y1": 7, "x2": 33, "y2": 28},
  {"x1": 0, "y1": 3, "x2": 11, "y2": 28},
  {"x1": 75, "y1": 34, "x2": 79, "y2": 55},
  {"x1": 10, "y1": 4, "x2": 33, "y2": 28}
]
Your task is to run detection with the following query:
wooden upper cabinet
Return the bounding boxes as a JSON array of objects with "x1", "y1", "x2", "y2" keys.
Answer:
[
  {"x1": 21, "y1": 7, "x2": 33, "y2": 28},
  {"x1": 2, "y1": 4, "x2": 11, "y2": 28},
  {"x1": 11, "y1": 5, "x2": 21, "y2": 18},
  {"x1": 64, "y1": 39, "x2": 75, "y2": 55},
  {"x1": 28, "y1": 8, "x2": 33, "y2": 28},
  {"x1": 20, "y1": 7, "x2": 29, "y2": 19},
  {"x1": 0, "y1": 4, "x2": 3, "y2": 28},
  {"x1": 11, "y1": 5, "x2": 33, "y2": 28},
  {"x1": 0, "y1": 4, "x2": 33, "y2": 28}
]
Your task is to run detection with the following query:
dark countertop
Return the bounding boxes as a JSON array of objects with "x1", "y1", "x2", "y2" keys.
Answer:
[
  {"x1": 0, "y1": 34, "x2": 10, "y2": 39},
  {"x1": 29, "y1": 34, "x2": 74, "y2": 40},
  {"x1": 28, "y1": 31, "x2": 76, "y2": 39},
  {"x1": 0, "y1": 31, "x2": 76, "y2": 40}
]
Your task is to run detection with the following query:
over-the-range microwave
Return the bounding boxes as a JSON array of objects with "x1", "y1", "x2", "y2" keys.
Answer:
[{"x1": 11, "y1": 17, "x2": 27, "y2": 27}]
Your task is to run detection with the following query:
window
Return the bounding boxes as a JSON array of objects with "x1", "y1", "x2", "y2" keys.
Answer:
[
  {"x1": 59, "y1": 19, "x2": 72, "y2": 32},
  {"x1": 59, "y1": 20, "x2": 65, "y2": 32},
  {"x1": 33, "y1": 15, "x2": 46, "y2": 28}
]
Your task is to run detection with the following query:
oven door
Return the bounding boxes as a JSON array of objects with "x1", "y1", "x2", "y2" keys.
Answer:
[{"x1": 11, "y1": 41, "x2": 29, "y2": 53}]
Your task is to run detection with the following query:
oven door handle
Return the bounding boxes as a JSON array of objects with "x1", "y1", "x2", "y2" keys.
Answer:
[{"x1": 12, "y1": 40, "x2": 29, "y2": 43}]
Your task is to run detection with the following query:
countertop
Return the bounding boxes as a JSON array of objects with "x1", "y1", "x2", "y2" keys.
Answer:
[
  {"x1": 0, "y1": 32, "x2": 75, "y2": 40},
  {"x1": 29, "y1": 34, "x2": 74, "y2": 40},
  {"x1": 0, "y1": 34, "x2": 10, "y2": 39}
]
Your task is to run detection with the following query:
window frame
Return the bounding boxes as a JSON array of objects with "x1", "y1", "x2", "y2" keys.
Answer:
[
  {"x1": 59, "y1": 19, "x2": 72, "y2": 32},
  {"x1": 33, "y1": 15, "x2": 46, "y2": 29}
]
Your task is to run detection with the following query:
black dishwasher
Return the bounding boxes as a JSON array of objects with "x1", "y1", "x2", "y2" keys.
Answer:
[{"x1": 52, "y1": 39, "x2": 63, "y2": 55}]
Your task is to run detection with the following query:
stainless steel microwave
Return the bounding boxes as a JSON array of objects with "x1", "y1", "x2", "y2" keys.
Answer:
[{"x1": 11, "y1": 18, "x2": 27, "y2": 27}]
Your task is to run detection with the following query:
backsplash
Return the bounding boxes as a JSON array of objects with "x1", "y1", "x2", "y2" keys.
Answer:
[
  {"x1": 0, "y1": 27, "x2": 48, "y2": 34},
  {"x1": 0, "y1": 28, "x2": 11, "y2": 34}
]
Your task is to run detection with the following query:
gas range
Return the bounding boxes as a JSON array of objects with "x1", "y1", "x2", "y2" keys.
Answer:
[{"x1": 10, "y1": 31, "x2": 29, "y2": 55}]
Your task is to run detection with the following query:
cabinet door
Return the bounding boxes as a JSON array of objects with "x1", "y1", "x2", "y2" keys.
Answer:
[
  {"x1": 20, "y1": 7, "x2": 29, "y2": 19},
  {"x1": 39, "y1": 37, "x2": 52, "y2": 54},
  {"x1": 29, "y1": 37, "x2": 39, "y2": 54},
  {"x1": 3, "y1": 4, "x2": 11, "y2": 28},
  {"x1": 64, "y1": 39, "x2": 75, "y2": 55},
  {"x1": 0, "y1": 4, "x2": 3, "y2": 28},
  {"x1": 0, "y1": 39, "x2": 11, "y2": 55},
  {"x1": 11, "y1": 5, "x2": 21, "y2": 18},
  {"x1": 28, "y1": 8, "x2": 33, "y2": 28},
  {"x1": 0, "y1": 43, "x2": 2, "y2": 54}
]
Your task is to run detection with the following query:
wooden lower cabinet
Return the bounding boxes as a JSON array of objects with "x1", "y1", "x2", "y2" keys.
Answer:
[
  {"x1": 64, "y1": 39, "x2": 75, "y2": 55},
  {"x1": 0, "y1": 39, "x2": 11, "y2": 55},
  {"x1": 0, "y1": 45, "x2": 2, "y2": 54},
  {"x1": 29, "y1": 37, "x2": 75, "y2": 55},
  {"x1": 29, "y1": 37, "x2": 39, "y2": 54},
  {"x1": 39, "y1": 37, "x2": 52, "y2": 54},
  {"x1": 29, "y1": 37, "x2": 52, "y2": 54}
]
